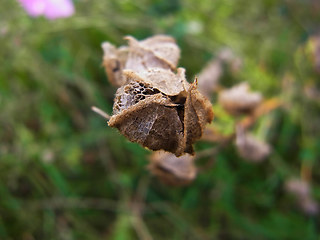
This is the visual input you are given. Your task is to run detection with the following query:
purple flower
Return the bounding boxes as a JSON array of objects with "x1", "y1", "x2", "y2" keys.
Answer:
[{"x1": 18, "y1": 0, "x2": 75, "y2": 19}]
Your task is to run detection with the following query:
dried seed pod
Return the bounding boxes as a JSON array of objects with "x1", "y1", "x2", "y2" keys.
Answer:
[
  {"x1": 219, "y1": 82, "x2": 262, "y2": 115},
  {"x1": 109, "y1": 77, "x2": 213, "y2": 156},
  {"x1": 148, "y1": 151, "x2": 197, "y2": 186},
  {"x1": 235, "y1": 125, "x2": 271, "y2": 162},
  {"x1": 103, "y1": 35, "x2": 213, "y2": 156}
]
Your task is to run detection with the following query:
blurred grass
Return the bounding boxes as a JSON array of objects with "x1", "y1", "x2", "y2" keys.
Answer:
[{"x1": 1, "y1": 0, "x2": 320, "y2": 239}]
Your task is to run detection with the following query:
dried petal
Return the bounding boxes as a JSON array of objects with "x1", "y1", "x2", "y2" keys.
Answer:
[
  {"x1": 148, "y1": 151, "x2": 196, "y2": 186},
  {"x1": 235, "y1": 125, "x2": 271, "y2": 162},
  {"x1": 219, "y1": 82, "x2": 262, "y2": 115}
]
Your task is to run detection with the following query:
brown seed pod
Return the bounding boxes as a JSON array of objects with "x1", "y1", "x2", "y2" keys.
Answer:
[
  {"x1": 148, "y1": 151, "x2": 197, "y2": 186},
  {"x1": 103, "y1": 35, "x2": 213, "y2": 156},
  {"x1": 109, "y1": 76, "x2": 213, "y2": 156}
]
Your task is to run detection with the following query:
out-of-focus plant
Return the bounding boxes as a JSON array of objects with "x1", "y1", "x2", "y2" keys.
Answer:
[{"x1": 17, "y1": 0, "x2": 74, "y2": 19}]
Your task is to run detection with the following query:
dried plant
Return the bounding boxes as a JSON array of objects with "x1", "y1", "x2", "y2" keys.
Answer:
[
  {"x1": 94, "y1": 35, "x2": 281, "y2": 186},
  {"x1": 103, "y1": 35, "x2": 213, "y2": 157}
]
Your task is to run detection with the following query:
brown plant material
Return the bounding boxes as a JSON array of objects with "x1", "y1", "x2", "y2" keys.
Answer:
[
  {"x1": 219, "y1": 82, "x2": 262, "y2": 115},
  {"x1": 108, "y1": 79, "x2": 213, "y2": 156},
  {"x1": 148, "y1": 151, "x2": 197, "y2": 186},
  {"x1": 235, "y1": 125, "x2": 271, "y2": 162},
  {"x1": 102, "y1": 35, "x2": 180, "y2": 87},
  {"x1": 102, "y1": 42, "x2": 128, "y2": 87},
  {"x1": 104, "y1": 35, "x2": 213, "y2": 156}
]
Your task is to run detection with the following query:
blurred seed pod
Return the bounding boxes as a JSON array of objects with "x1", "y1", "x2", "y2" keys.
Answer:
[
  {"x1": 197, "y1": 59, "x2": 222, "y2": 97},
  {"x1": 235, "y1": 125, "x2": 271, "y2": 162},
  {"x1": 219, "y1": 82, "x2": 262, "y2": 115},
  {"x1": 285, "y1": 178, "x2": 319, "y2": 216},
  {"x1": 300, "y1": 196, "x2": 319, "y2": 216},
  {"x1": 285, "y1": 178, "x2": 310, "y2": 199},
  {"x1": 148, "y1": 151, "x2": 197, "y2": 186}
]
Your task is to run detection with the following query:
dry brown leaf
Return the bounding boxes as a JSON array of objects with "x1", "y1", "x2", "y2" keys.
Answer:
[{"x1": 148, "y1": 151, "x2": 196, "y2": 186}]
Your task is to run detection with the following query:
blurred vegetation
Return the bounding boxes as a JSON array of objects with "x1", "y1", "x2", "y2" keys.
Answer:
[{"x1": 1, "y1": 0, "x2": 320, "y2": 239}]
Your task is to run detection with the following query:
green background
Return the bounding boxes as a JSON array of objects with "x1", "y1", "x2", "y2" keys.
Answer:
[{"x1": 1, "y1": 0, "x2": 320, "y2": 239}]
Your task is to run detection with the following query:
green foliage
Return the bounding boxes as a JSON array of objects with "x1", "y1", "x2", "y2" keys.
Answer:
[{"x1": 1, "y1": 0, "x2": 320, "y2": 239}]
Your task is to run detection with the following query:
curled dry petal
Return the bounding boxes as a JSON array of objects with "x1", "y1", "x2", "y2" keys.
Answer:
[
  {"x1": 148, "y1": 151, "x2": 197, "y2": 186},
  {"x1": 219, "y1": 82, "x2": 262, "y2": 115},
  {"x1": 235, "y1": 125, "x2": 271, "y2": 162}
]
